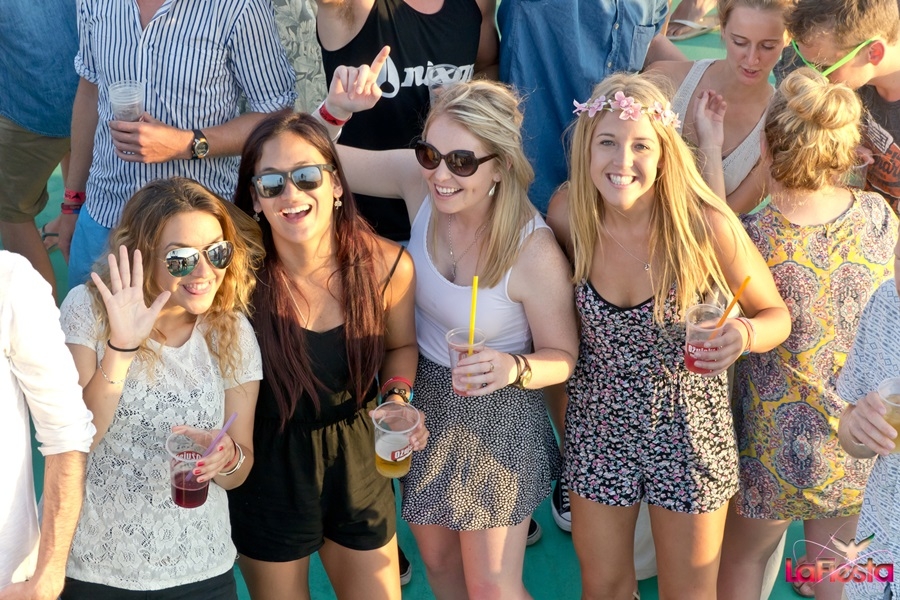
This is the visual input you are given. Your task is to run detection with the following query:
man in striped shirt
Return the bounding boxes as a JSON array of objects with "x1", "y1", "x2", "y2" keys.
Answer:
[{"x1": 61, "y1": 0, "x2": 296, "y2": 288}]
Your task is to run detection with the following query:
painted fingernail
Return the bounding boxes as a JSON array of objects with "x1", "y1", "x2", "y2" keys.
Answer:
[
  {"x1": 197, "y1": 461, "x2": 205, "y2": 467},
  {"x1": 193, "y1": 468, "x2": 201, "y2": 475},
  {"x1": 218, "y1": 445, "x2": 224, "y2": 451}
]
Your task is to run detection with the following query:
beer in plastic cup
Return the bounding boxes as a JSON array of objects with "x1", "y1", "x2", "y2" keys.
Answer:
[
  {"x1": 446, "y1": 327, "x2": 486, "y2": 395},
  {"x1": 165, "y1": 430, "x2": 213, "y2": 508},
  {"x1": 371, "y1": 402, "x2": 420, "y2": 478},
  {"x1": 684, "y1": 304, "x2": 725, "y2": 374},
  {"x1": 878, "y1": 377, "x2": 900, "y2": 453},
  {"x1": 109, "y1": 80, "x2": 145, "y2": 122}
]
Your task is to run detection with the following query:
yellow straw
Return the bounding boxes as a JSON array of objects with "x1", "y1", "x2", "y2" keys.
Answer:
[
  {"x1": 468, "y1": 276, "x2": 479, "y2": 355},
  {"x1": 713, "y1": 276, "x2": 751, "y2": 333}
]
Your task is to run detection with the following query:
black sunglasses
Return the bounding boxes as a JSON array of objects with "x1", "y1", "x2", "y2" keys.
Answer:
[
  {"x1": 251, "y1": 164, "x2": 336, "y2": 198},
  {"x1": 414, "y1": 141, "x2": 497, "y2": 177},
  {"x1": 162, "y1": 241, "x2": 234, "y2": 277}
]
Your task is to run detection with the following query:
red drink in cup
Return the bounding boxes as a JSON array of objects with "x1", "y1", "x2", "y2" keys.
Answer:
[
  {"x1": 165, "y1": 431, "x2": 213, "y2": 509},
  {"x1": 684, "y1": 304, "x2": 725, "y2": 374}
]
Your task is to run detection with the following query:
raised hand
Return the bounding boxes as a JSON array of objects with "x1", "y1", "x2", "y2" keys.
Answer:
[
  {"x1": 326, "y1": 45, "x2": 391, "y2": 118},
  {"x1": 693, "y1": 89, "x2": 726, "y2": 151},
  {"x1": 90, "y1": 245, "x2": 171, "y2": 349}
]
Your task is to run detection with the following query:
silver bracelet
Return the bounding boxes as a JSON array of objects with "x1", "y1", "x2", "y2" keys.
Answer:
[
  {"x1": 97, "y1": 358, "x2": 126, "y2": 385},
  {"x1": 218, "y1": 443, "x2": 245, "y2": 476}
]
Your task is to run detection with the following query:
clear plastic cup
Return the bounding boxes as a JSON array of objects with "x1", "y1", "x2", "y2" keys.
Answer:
[
  {"x1": 371, "y1": 402, "x2": 420, "y2": 478},
  {"x1": 684, "y1": 304, "x2": 725, "y2": 374},
  {"x1": 878, "y1": 377, "x2": 900, "y2": 453},
  {"x1": 108, "y1": 80, "x2": 145, "y2": 122},
  {"x1": 165, "y1": 430, "x2": 213, "y2": 508},
  {"x1": 446, "y1": 327, "x2": 486, "y2": 394},
  {"x1": 426, "y1": 64, "x2": 465, "y2": 106}
]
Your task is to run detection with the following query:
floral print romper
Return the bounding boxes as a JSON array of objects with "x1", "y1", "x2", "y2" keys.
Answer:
[{"x1": 564, "y1": 280, "x2": 739, "y2": 514}]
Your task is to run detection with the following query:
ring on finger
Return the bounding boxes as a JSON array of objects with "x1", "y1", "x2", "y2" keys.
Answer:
[{"x1": 489, "y1": 362, "x2": 495, "y2": 372}]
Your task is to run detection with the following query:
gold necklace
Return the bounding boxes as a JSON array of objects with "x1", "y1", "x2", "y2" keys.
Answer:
[
  {"x1": 281, "y1": 272, "x2": 310, "y2": 327},
  {"x1": 603, "y1": 225, "x2": 650, "y2": 271},
  {"x1": 447, "y1": 214, "x2": 488, "y2": 283}
]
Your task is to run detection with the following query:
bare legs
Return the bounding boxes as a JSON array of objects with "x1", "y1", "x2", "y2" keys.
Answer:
[
  {"x1": 411, "y1": 519, "x2": 532, "y2": 600},
  {"x1": 238, "y1": 535, "x2": 401, "y2": 600}
]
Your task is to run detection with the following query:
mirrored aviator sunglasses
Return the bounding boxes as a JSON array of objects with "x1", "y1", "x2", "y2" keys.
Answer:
[
  {"x1": 251, "y1": 164, "x2": 336, "y2": 198},
  {"x1": 414, "y1": 141, "x2": 497, "y2": 177},
  {"x1": 163, "y1": 240, "x2": 235, "y2": 277}
]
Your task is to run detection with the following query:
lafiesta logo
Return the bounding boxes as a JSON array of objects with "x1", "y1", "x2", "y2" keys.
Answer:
[
  {"x1": 785, "y1": 535, "x2": 894, "y2": 586},
  {"x1": 376, "y1": 57, "x2": 474, "y2": 98}
]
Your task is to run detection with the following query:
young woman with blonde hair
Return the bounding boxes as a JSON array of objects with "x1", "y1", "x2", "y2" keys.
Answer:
[
  {"x1": 59, "y1": 177, "x2": 263, "y2": 598},
  {"x1": 719, "y1": 68, "x2": 899, "y2": 600},
  {"x1": 325, "y1": 72, "x2": 579, "y2": 597},
  {"x1": 545, "y1": 71, "x2": 790, "y2": 599},
  {"x1": 647, "y1": 0, "x2": 793, "y2": 213}
]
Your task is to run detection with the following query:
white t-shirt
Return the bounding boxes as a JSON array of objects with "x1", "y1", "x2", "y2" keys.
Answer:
[
  {"x1": 837, "y1": 280, "x2": 900, "y2": 600},
  {"x1": 0, "y1": 252, "x2": 94, "y2": 590},
  {"x1": 60, "y1": 285, "x2": 262, "y2": 590}
]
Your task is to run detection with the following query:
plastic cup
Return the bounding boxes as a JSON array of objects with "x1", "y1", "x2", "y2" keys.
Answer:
[
  {"x1": 446, "y1": 327, "x2": 486, "y2": 394},
  {"x1": 878, "y1": 378, "x2": 900, "y2": 452},
  {"x1": 845, "y1": 162, "x2": 869, "y2": 189},
  {"x1": 165, "y1": 430, "x2": 213, "y2": 508},
  {"x1": 684, "y1": 304, "x2": 725, "y2": 374},
  {"x1": 108, "y1": 80, "x2": 145, "y2": 122},
  {"x1": 371, "y1": 402, "x2": 420, "y2": 478},
  {"x1": 426, "y1": 64, "x2": 465, "y2": 106}
]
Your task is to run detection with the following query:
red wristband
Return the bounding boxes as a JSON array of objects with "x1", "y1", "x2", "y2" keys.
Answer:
[
  {"x1": 64, "y1": 189, "x2": 86, "y2": 204},
  {"x1": 318, "y1": 102, "x2": 350, "y2": 127},
  {"x1": 60, "y1": 202, "x2": 82, "y2": 215}
]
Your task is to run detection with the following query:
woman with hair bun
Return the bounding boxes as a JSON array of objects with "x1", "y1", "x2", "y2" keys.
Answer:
[{"x1": 718, "y1": 68, "x2": 899, "y2": 600}]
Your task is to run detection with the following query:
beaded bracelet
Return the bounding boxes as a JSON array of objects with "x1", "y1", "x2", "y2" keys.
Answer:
[{"x1": 97, "y1": 359, "x2": 126, "y2": 385}]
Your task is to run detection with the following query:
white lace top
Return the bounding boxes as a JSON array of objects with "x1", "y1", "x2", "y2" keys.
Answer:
[{"x1": 59, "y1": 285, "x2": 263, "y2": 590}]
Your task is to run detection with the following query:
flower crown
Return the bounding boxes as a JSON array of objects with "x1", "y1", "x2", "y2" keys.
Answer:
[{"x1": 573, "y1": 91, "x2": 681, "y2": 128}]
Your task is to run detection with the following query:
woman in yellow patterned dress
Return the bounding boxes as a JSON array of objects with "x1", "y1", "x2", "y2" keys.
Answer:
[{"x1": 718, "y1": 68, "x2": 899, "y2": 600}]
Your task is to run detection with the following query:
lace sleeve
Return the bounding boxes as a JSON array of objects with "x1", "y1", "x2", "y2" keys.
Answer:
[
  {"x1": 226, "y1": 313, "x2": 263, "y2": 389},
  {"x1": 59, "y1": 285, "x2": 103, "y2": 352}
]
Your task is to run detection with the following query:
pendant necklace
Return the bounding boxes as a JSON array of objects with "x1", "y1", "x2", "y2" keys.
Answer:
[
  {"x1": 281, "y1": 272, "x2": 310, "y2": 327},
  {"x1": 447, "y1": 214, "x2": 488, "y2": 282},
  {"x1": 604, "y1": 225, "x2": 650, "y2": 271}
]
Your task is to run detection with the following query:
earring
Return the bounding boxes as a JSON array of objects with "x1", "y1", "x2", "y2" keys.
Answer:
[
  {"x1": 488, "y1": 182, "x2": 497, "y2": 197},
  {"x1": 253, "y1": 212, "x2": 260, "y2": 222},
  {"x1": 334, "y1": 196, "x2": 343, "y2": 209}
]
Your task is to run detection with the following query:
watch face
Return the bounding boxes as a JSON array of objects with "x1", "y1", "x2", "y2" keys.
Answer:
[{"x1": 194, "y1": 139, "x2": 210, "y2": 159}]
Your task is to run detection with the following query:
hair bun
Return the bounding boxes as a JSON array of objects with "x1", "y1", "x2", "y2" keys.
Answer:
[{"x1": 781, "y1": 68, "x2": 861, "y2": 130}]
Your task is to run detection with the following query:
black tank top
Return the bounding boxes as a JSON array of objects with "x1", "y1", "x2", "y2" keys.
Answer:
[{"x1": 320, "y1": 0, "x2": 481, "y2": 240}]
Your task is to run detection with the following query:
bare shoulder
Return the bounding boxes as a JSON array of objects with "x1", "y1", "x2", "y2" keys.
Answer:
[
  {"x1": 546, "y1": 185, "x2": 573, "y2": 258},
  {"x1": 644, "y1": 60, "x2": 694, "y2": 88},
  {"x1": 516, "y1": 226, "x2": 569, "y2": 280},
  {"x1": 373, "y1": 236, "x2": 415, "y2": 287}
]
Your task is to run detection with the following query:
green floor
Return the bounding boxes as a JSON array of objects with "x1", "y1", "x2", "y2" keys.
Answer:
[{"x1": 22, "y1": 19, "x2": 809, "y2": 600}]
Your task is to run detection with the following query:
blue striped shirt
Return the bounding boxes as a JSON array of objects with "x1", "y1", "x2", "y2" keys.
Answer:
[{"x1": 76, "y1": 0, "x2": 297, "y2": 228}]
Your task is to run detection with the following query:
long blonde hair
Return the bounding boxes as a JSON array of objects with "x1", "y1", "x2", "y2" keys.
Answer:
[
  {"x1": 423, "y1": 80, "x2": 536, "y2": 288},
  {"x1": 87, "y1": 178, "x2": 263, "y2": 379},
  {"x1": 567, "y1": 72, "x2": 750, "y2": 323}
]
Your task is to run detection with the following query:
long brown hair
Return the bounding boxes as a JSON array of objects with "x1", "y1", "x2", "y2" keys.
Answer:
[
  {"x1": 88, "y1": 177, "x2": 263, "y2": 379},
  {"x1": 234, "y1": 110, "x2": 385, "y2": 426}
]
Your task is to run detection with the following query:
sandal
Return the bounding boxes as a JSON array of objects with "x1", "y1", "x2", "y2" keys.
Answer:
[
  {"x1": 666, "y1": 16, "x2": 721, "y2": 42},
  {"x1": 790, "y1": 556, "x2": 816, "y2": 598},
  {"x1": 40, "y1": 223, "x2": 59, "y2": 252}
]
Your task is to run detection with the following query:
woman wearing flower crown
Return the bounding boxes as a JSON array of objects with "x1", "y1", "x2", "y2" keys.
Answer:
[
  {"x1": 546, "y1": 72, "x2": 790, "y2": 599},
  {"x1": 647, "y1": 0, "x2": 792, "y2": 213}
]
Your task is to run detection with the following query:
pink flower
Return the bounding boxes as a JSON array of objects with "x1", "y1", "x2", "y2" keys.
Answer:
[
  {"x1": 618, "y1": 101, "x2": 643, "y2": 121},
  {"x1": 572, "y1": 99, "x2": 589, "y2": 115},
  {"x1": 587, "y1": 96, "x2": 607, "y2": 117},
  {"x1": 612, "y1": 91, "x2": 634, "y2": 109}
]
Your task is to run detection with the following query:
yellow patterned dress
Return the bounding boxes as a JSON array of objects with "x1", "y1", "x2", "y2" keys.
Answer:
[{"x1": 735, "y1": 189, "x2": 898, "y2": 520}]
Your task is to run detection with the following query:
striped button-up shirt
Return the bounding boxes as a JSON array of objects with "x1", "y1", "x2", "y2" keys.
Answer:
[{"x1": 76, "y1": 0, "x2": 296, "y2": 228}]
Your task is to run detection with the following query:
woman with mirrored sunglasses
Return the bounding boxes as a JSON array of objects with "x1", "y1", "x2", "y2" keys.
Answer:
[
  {"x1": 323, "y1": 63, "x2": 578, "y2": 597},
  {"x1": 57, "y1": 177, "x2": 264, "y2": 599},
  {"x1": 229, "y1": 109, "x2": 424, "y2": 600}
]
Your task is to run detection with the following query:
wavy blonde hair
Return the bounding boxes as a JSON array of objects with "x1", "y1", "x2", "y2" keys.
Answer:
[
  {"x1": 87, "y1": 177, "x2": 264, "y2": 379},
  {"x1": 765, "y1": 67, "x2": 862, "y2": 190},
  {"x1": 423, "y1": 80, "x2": 536, "y2": 289},
  {"x1": 717, "y1": 0, "x2": 794, "y2": 29},
  {"x1": 567, "y1": 72, "x2": 750, "y2": 324}
]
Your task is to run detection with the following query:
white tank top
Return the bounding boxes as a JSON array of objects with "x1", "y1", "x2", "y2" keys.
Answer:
[{"x1": 408, "y1": 197, "x2": 545, "y2": 367}]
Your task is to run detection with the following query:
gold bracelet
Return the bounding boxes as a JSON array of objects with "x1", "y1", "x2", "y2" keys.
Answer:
[{"x1": 97, "y1": 359, "x2": 126, "y2": 385}]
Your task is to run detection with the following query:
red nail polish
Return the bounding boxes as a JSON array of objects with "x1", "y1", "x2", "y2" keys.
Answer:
[
  {"x1": 193, "y1": 468, "x2": 201, "y2": 475},
  {"x1": 197, "y1": 461, "x2": 204, "y2": 467},
  {"x1": 218, "y1": 445, "x2": 224, "y2": 451}
]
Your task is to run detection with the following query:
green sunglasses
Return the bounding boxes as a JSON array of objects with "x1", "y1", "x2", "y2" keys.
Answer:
[{"x1": 791, "y1": 38, "x2": 875, "y2": 77}]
